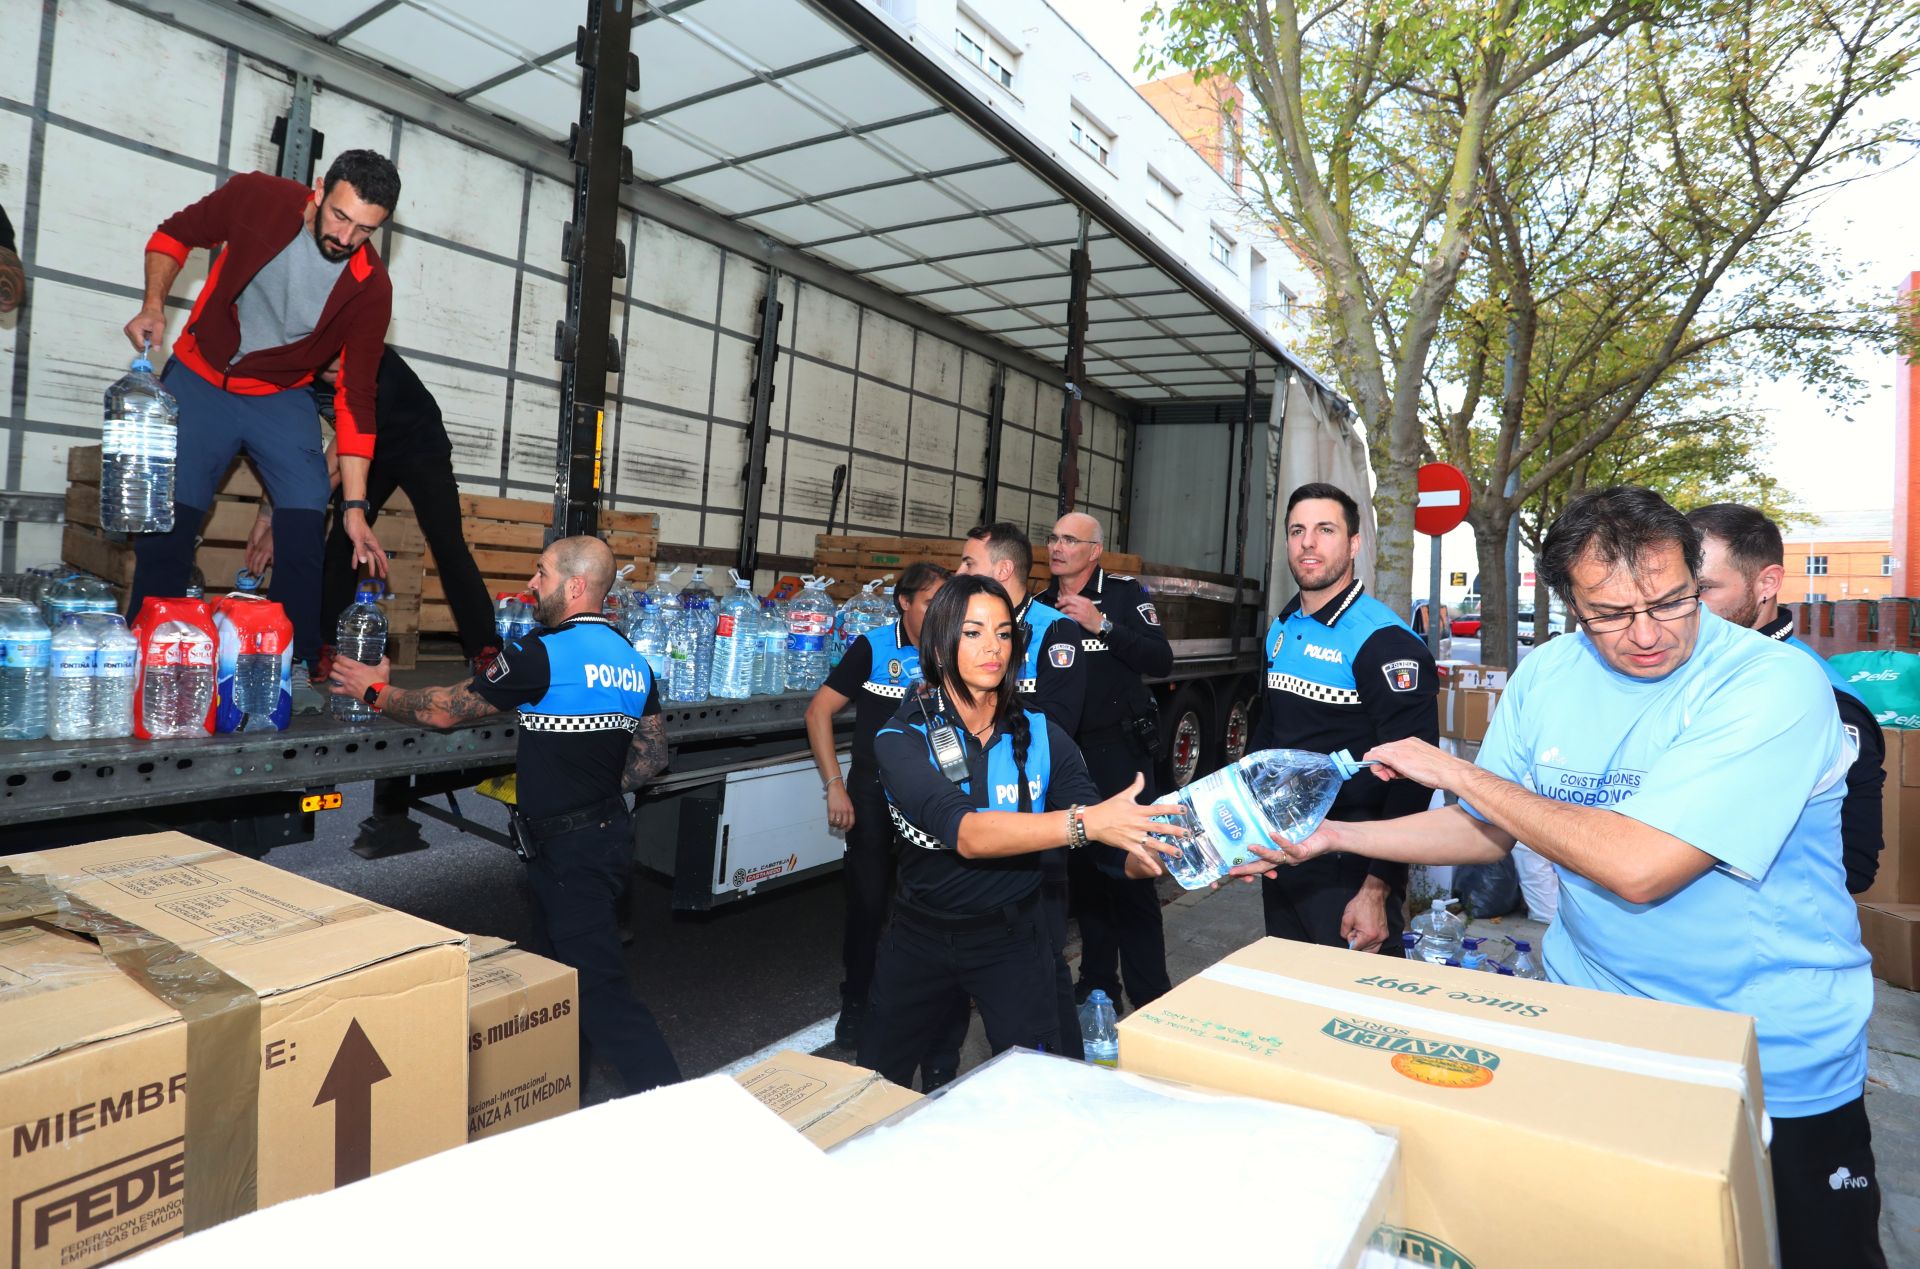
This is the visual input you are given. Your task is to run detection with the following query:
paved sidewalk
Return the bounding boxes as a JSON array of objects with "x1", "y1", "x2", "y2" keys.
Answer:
[{"x1": 838, "y1": 875, "x2": 1920, "y2": 1260}]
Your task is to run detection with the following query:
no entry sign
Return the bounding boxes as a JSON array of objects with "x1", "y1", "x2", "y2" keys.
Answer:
[{"x1": 1415, "y1": 463, "x2": 1471, "y2": 536}]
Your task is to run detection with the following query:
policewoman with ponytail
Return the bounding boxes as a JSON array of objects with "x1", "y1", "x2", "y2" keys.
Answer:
[{"x1": 858, "y1": 574, "x2": 1183, "y2": 1086}]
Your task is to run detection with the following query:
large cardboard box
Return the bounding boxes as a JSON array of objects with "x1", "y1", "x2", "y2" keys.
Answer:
[
  {"x1": 1864, "y1": 726, "x2": 1920, "y2": 904},
  {"x1": 466, "y1": 938, "x2": 579, "y2": 1140},
  {"x1": 1438, "y1": 686, "x2": 1499, "y2": 742},
  {"x1": 1119, "y1": 938, "x2": 1772, "y2": 1269},
  {"x1": 0, "y1": 834, "x2": 468, "y2": 1268},
  {"x1": 733, "y1": 1050, "x2": 921, "y2": 1150},
  {"x1": 1857, "y1": 902, "x2": 1920, "y2": 989}
]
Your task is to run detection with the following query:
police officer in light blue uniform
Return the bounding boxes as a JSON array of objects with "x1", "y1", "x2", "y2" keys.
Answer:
[
  {"x1": 857, "y1": 574, "x2": 1176, "y2": 1088},
  {"x1": 1251, "y1": 483, "x2": 1436, "y2": 954}
]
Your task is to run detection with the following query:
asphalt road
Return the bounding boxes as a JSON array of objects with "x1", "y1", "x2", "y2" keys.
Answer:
[{"x1": 274, "y1": 778, "x2": 849, "y2": 1092}]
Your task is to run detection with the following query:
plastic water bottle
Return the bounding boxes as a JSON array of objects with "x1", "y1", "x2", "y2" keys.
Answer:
[
  {"x1": 1401, "y1": 932, "x2": 1421, "y2": 960},
  {"x1": 142, "y1": 618, "x2": 214, "y2": 739},
  {"x1": 48, "y1": 614, "x2": 96, "y2": 741},
  {"x1": 90, "y1": 614, "x2": 138, "y2": 739},
  {"x1": 1459, "y1": 936, "x2": 1486, "y2": 971},
  {"x1": 785, "y1": 575, "x2": 837, "y2": 692},
  {"x1": 1512, "y1": 938, "x2": 1545, "y2": 980},
  {"x1": 630, "y1": 603, "x2": 670, "y2": 684},
  {"x1": 100, "y1": 344, "x2": 179, "y2": 534},
  {"x1": 757, "y1": 598, "x2": 790, "y2": 696},
  {"x1": 235, "y1": 636, "x2": 280, "y2": 731},
  {"x1": 1410, "y1": 898, "x2": 1464, "y2": 966},
  {"x1": 665, "y1": 601, "x2": 706, "y2": 703},
  {"x1": 607, "y1": 564, "x2": 639, "y2": 634},
  {"x1": 1078, "y1": 989, "x2": 1120, "y2": 1067},
  {"x1": 709, "y1": 570, "x2": 759, "y2": 699},
  {"x1": 42, "y1": 575, "x2": 112, "y2": 628},
  {"x1": 330, "y1": 582, "x2": 388, "y2": 723},
  {"x1": 645, "y1": 566, "x2": 683, "y2": 613},
  {"x1": 513, "y1": 591, "x2": 538, "y2": 639},
  {"x1": 1149, "y1": 748, "x2": 1366, "y2": 890},
  {"x1": 680, "y1": 565, "x2": 714, "y2": 611},
  {"x1": 493, "y1": 592, "x2": 521, "y2": 643},
  {"x1": 689, "y1": 595, "x2": 716, "y2": 690},
  {"x1": 0, "y1": 599, "x2": 50, "y2": 740}
]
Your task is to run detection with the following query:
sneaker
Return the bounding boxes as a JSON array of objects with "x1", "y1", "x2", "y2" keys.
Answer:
[
  {"x1": 289, "y1": 662, "x2": 327, "y2": 715},
  {"x1": 469, "y1": 645, "x2": 503, "y2": 679},
  {"x1": 834, "y1": 999, "x2": 866, "y2": 1049}
]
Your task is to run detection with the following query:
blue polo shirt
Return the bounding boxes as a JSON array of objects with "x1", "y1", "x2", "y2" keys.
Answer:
[{"x1": 1462, "y1": 610, "x2": 1871, "y2": 1116}]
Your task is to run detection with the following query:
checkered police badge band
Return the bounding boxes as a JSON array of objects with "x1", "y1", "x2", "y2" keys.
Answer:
[
  {"x1": 519, "y1": 711, "x2": 643, "y2": 733},
  {"x1": 1266, "y1": 672, "x2": 1361, "y2": 706},
  {"x1": 1082, "y1": 639, "x2": 1108, "y2": 652},
  {"x1": 889, "y1": 805, "x2": 948, "y2": 851},
  {"x1": 863, "y1": 681, "x2": 909, "y2": 698},
  {"x1": 1015, "y1": 677, "x2": 1037, "y2": 693}
]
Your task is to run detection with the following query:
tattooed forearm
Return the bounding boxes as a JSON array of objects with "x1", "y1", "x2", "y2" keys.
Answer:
[
  {"x1": 621, "y1": 716, "x2": 669, "y2": 791},
  {"x1": 0, "y1": 249, "x2": 23, "y2": 314},
  {"x1": 380, "y1": 679, "x2": 502, "y2": 729}
]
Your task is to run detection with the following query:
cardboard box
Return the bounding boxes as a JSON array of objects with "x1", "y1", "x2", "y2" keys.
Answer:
[
  {"x1": 1441, "y1": 662, "x2": 1510, "y2": 690},
  {"x1": 733, "y1": 1050, "x2": 922, "y2": 1150},
  {"x1": 0, "y1": 834, "x2": 468, "y2": 1268},
  {"x1": 466, "y1": 938, "x2": 579, "y2": 1140},
  {"x1": 1864, "y1": 727, "x2": 1920, "y2": 904},
  {"x1": 1439, "y1": 686, "x2": 1499, "y2": 742},
  {"x1": 1119, "y1": 938, "x2": 1772, "y2": 1269},
  {"x1": 1857, "y1": 902, "x2": 1920, "y2": 989}
]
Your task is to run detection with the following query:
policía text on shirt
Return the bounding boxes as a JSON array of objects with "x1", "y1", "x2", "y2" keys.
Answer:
[{"x1": 584, "y1": 663, "x2": 648, "y2": 692}]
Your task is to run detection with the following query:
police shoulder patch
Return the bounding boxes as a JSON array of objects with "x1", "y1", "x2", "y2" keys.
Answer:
[
  {"x1": 1138, "y1": 602, "x2": 1160, "y2": 627},
  {"x1": 485, "y1": 651, "x2": 511, "y2": 684},
  {"x1": 1381, "y1": 659, "x2": 1419, "y2": 693},
  {"x1": 1048, "y1": 643, "x2": 1076, "y2": 669},
  {"x1": 887, "y1": 658, "x2": 904, "y2": 681}
]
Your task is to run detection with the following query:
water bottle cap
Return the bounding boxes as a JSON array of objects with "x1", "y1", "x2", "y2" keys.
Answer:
[
  {"x1": 1087, "y1": 989, "x2": 1111, "y2": 1005},
  {"x1": 1514, "y1": 939, "x2": 1532, "y2": 951},
  {"x1": 1401, "y1": 932, "x2": 1418, "y2": 946},
  {"x1": 1328, "y1": 748, "x2": 1366, "y2": 780}
]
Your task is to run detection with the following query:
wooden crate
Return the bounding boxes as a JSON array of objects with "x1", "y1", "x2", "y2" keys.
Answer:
[
  {"x1": 63, "y1": 446, "x2": 426, "y2": 668},
  {"x1": 418, "y1": 495, "x2": 658, "y2": 639},
  {"x1": 814, "y1": 535, "x2": 1141, "y2": 601}
]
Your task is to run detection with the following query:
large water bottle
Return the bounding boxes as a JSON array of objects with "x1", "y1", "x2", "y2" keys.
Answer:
[
  {"x1": 1149, "y1": 748, "x2": 1365, "y2": 890},
  {"x1": 47, "y1": 614, "x2": 96, "y2": 741},
  {"x1": 607, "y1": 564, "x2": 639, "y2": 634},
  {"x1": 1401, "y1": 932, "x2": 1421, "y2": 960},
  {"x1": 90, "y1": 613, "x2": 139, "y2": 739},
  {"x1": 234, "y1": 568, "x2": 264, "y2": 595},
  {"x1": 1459, "y1": 936, "x2": 1486, "y2": 971},
  {"x1": 330, "y1": 582, "x2": 388, "y2": 723},
  {"x1": 689, "y1": 596, "x2": 717, "y2": 690},
  {"x1": 1078, "y1": 989, "x2": 1120, "y2": 1068},
  {"x1": 493, "y1": 592, "x2": 521, "y2": 644},
  {"x1": 709, "y1": 570, "x2": 759, "y2": 700},
  {"x1": 0, "y1": 599, "x2": 50, "y2": 740},
  {"x1": 665, "y1": 602, "x2": 706, "y2": 703},
  {"x1": 630, "y1": 603, "x2": 670, "y2": 684},
  {"x1": 645, "y1": 566, "x2": 682, "y2": 614},
  {"x1": 757, "y1": 598, "x2": 789, "y2": 696},
  {"x1": 512, "y1": 591, "x2": 538, "y2": 640},
  {"x1": 1409, "y1": 898, "x2": 1464, "y2": 966},
  {"x1": 100, "y1": 344, "x2": 179, "y2": 534},
  {"x1": 41, "y1": 575, "x2": 104, "y2": 629},
  {"x1": 680, "y1": 565, "x2": 715, "y2": 611},
  {"x1": 785, "y1": 575, "x2": 837, "y2": 692},
  {"x1": 1511, "y1": 938, "x2": 1545, "y2": 980},
  {"x1": 836, "y1": 579, "x2": 887, "y2": 667},
  {"x1": 234, "y1": 634, "x2": 280, "y2": 732},
  {"x1": 142, "y1": 619, "x2": 215, "y2": 739}
]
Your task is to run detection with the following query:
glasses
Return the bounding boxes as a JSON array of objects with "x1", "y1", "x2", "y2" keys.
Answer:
[
  {"x1": 1575, "y1": 592, "x2": 1701, "y2": 634},
  {"x1": 1046, "y1": 534, "x2": 1099, "y2": 548}
]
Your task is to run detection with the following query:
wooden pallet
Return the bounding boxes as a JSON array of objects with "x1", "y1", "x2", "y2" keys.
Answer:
[
  {"x1": 63, "y1": 447, "x2": 427, "y2": 667},
  {"x1": 419, "y1": 495, "x2": 658, "y2": 638},
  {"x1": 814, "y1": 535, "x2": 1141, "y2": 601}
]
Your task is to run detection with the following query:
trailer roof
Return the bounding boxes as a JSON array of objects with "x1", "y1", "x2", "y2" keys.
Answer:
[{"x1": 244, "y1": 0, "x2": 1329, "y2": 409}]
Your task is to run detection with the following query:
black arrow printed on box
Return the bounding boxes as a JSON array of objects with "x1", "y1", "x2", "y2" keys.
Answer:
[{"x1": 314, "y1": 1019, "x2": 391, "y2": 1187}]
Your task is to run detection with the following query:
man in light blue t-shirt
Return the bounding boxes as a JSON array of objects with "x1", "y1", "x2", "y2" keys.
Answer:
[{"x1": 1237, "y1": 486, "x2": 1882, "y2": 1269}]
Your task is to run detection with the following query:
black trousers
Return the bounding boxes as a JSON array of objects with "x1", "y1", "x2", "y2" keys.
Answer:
[
  {"x1": 1260, "y1": 853, "x2": 1406, "y2": 956},
  {"x1": 1070, "y1": 734, "x2": 1171, "y2": 1008},
  {"x1": 858, "y1": 895, "x2": 1069, "y2": 1088},
  {"x1": 320, "y1": 447, "x2": 496, "y2": 658},
  {"x1": 840, "y1": 771, "x2": 894, "y2": 1006},
  {"x1": 1772, "y1": 1094, "x2": 1886, "y2": 1268},
  {"x1": 524, "y1": 811, "x2": 682, "y2": 1096}
]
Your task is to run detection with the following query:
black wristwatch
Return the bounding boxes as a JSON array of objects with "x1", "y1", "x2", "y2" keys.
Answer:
[{"x1": 341, "y1": 499, "x2": 372, "y2": 514}]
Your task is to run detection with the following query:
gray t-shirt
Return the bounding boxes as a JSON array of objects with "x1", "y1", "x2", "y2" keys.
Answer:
[{"x1": 233, "y1": 227, "x2": 347, "y2": 362}]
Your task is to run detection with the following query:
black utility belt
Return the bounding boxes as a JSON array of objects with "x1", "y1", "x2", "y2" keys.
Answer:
[
  {"x1": 516, "y1": 794, "x2": 629, "y2": 842},
  {"x1": 891, "y1": 889, "x2": 1039, "y2": 932}
]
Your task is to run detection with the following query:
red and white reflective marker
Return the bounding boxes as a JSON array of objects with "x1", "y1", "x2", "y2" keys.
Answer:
[{"x1": 1415, "y1": 463, "x2": 1471, "y2": 537}]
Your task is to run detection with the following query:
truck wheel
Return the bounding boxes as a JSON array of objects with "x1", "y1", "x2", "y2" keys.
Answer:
[
  {"x1": 1161, "y1": 684, "x2": 1212, "y2": 789},
  {"x1": 1220, "y1": 693, "x2": 1254, "y2": 767}
]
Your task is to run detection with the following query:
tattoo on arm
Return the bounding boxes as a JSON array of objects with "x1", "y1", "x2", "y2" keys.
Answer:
[
  {"x1": 622, "y1": 716, "x2": 669, "y2": 792},
  {"x1": 0, "y1": 249, "x2": 23, "y2": 314},
  {"x1": 379, "y1": 679, "x2": 503, "y2": 729}
]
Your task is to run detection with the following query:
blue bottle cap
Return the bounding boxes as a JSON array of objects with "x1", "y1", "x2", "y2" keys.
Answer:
[{"x1": 1086, "y1": 989, "x2": 1111, "y2": 1005}]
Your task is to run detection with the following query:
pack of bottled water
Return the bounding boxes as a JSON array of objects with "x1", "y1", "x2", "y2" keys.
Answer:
[
  {"x1": 132, "y1": 598, "x2": 217, "y2": 740},
  {"x1": 100, "y1": 344, "x2": 179, "y2": 534},
  {"x1": 1151, "y1": 748, "x2": 1366, "y2": 890},
  {"x1": 331, "y1": 581, "x2": 388, "y2": 723},
  {"x1": 0, "y1": 598, "x2": 51, "y2": 741}
]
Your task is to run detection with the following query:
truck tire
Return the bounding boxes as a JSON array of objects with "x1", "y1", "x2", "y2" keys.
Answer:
[
  {"x1": 1160, "y1": 683, "x2": 1213, "y2": 790},
  {"x1": 1218, "y1": 686, "x2": 1256, "y2": 769}
]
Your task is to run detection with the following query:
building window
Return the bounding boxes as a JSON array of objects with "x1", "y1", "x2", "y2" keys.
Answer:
[
  {"x1": 955, "y1": 12, "x2": 1016, "y2": 89},
  {"x1": 1147, "y1": 169, "x2": 1181, "y2": 222},
  {"x1": 1885, "y1": 554, "x2": 1896, "y2": 576},
  {"x1": 1069, "y1": 106, "x2": 1113, "y2": 167},
  {"x1": 1805, "y1": 592, "x2": 1827, "y2": 603},
  {"x1": 1806, "y1": 555, "x2": 1828, "y2": 576},
  {"x1": 1208, "y1": 226, "x2": 1234, "y2": 270}
]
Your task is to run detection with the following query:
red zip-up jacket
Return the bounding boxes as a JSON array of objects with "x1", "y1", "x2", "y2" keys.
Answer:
[{"x1": 146, "y1": 171, "x2": 391, "y2": 459}]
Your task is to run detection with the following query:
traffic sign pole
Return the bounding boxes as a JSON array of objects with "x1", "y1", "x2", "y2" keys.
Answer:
[
  {"x1": 1429, "y1": 537, "x2": 1444, "y2": 659},
  {"x1": 1415, "y1": 463, "x2": 1473, "y2": 662}
]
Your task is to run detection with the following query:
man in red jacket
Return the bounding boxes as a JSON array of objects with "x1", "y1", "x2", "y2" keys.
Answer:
[{"x1": 123, "y1": 150, "x2": 399, "y2": 664}]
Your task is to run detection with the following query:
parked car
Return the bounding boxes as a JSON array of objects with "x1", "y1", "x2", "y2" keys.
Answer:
[
  {"x1": 1451, "y1": 597, "x2": 1483, "y2": 639},
  {"x1": 1411, "y1": 600, "x2": 1454, "y2": 660}
]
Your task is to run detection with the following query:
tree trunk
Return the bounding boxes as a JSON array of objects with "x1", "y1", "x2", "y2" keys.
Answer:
[
  {"x1": 1471, "y1": 514, "x2": 1515, "y2": 668},
  {"x1": 1533, "y1": 573, "x2": 1552, "y2": 644},
  {"x1": 1372, "y1": 451, "x2": 1417, "y2": 618}
]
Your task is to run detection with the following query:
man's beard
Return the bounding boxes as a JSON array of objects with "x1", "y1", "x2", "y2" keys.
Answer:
[
  {"x1": 1721, "y1": 586, "x2": 1762, "y2": 630},
  {"x1": 1289, "y1": 556, "x2": 1348, "y2": 593},
  {"x1": 312, "y1": 217, "x2": 354, "y2": 262},
  {"x1": 533, "y1": 588, "x2": 568, "y2": 628}
]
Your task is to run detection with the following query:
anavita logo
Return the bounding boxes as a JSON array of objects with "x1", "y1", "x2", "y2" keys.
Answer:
[{"x1": 1372, "y1": 1225, "x2": 1475, "y2": 1268}]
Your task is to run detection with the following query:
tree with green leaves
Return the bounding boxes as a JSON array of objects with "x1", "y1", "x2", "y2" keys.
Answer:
[{"x1": 1148, "y1": 0, "x2": 1919, "y2": 660}]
